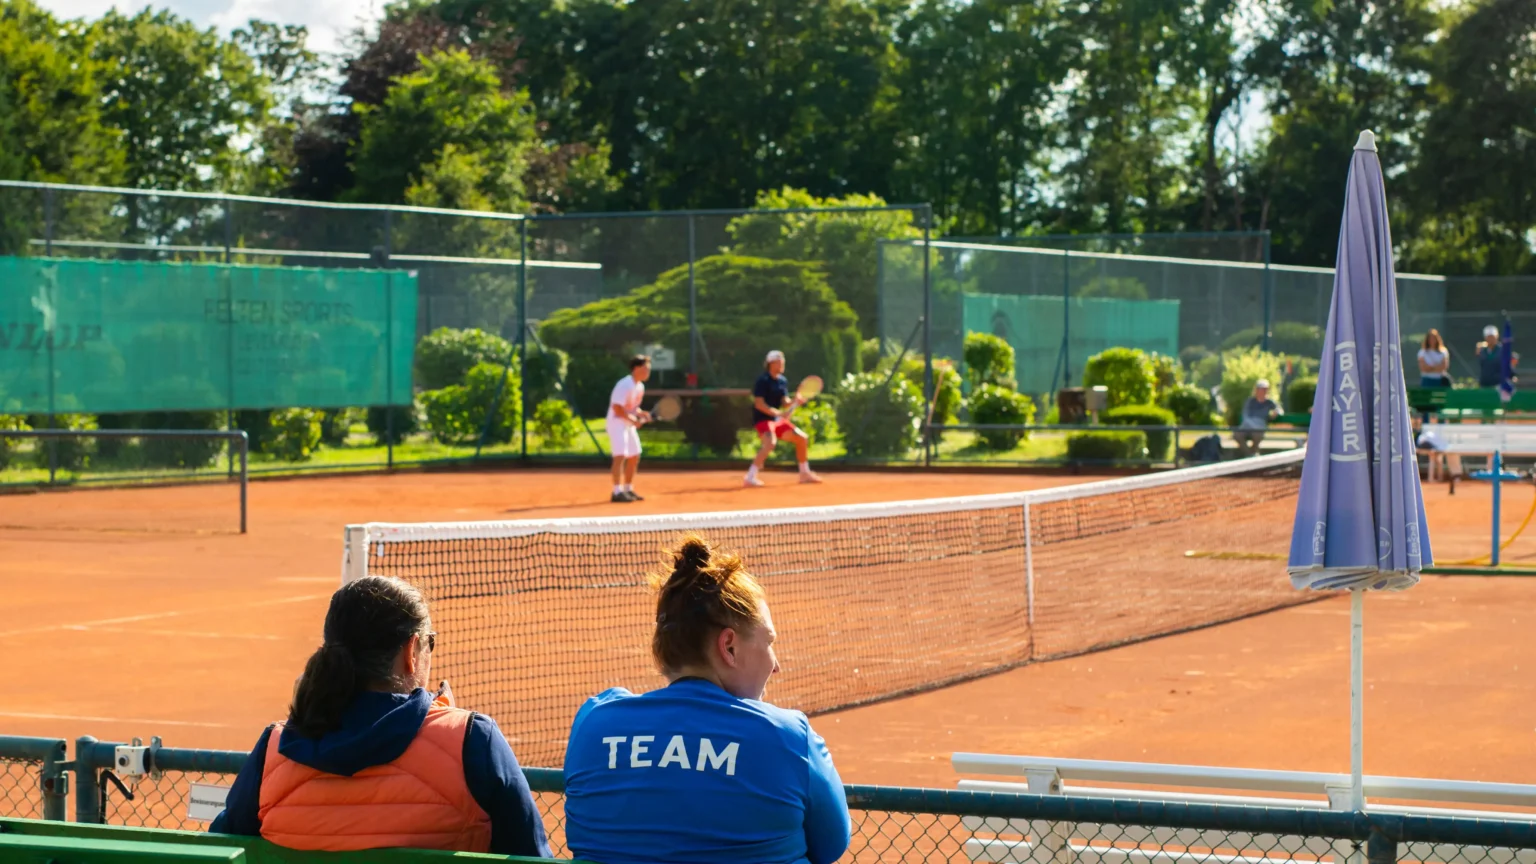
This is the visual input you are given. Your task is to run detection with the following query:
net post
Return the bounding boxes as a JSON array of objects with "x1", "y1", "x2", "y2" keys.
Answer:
[
  {"x1": 237, "y1": 431, "x2": 248, "y2": 534},
  {"x1": 342, "y1": 526, "x2": 369, "y2": 583}
]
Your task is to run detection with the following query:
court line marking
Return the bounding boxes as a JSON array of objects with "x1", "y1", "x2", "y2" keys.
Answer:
[
  {"x1": 64, "y1": 626, "x2": 287, "y2": 641},
  {"x1": 0, "y1": 593, "x2": 329, "y2": 639},
  {"x1": 0, "y1": 711, "x2": 233, "y2": 728}
]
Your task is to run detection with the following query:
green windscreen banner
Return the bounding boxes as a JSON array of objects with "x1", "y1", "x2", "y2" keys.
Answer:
[
  {"x1": 0, "y1": 257, "x2": 417, "y2": 414},
  {"x1": 962, "y1": 293, "x2": 1180, "y2": 395}
]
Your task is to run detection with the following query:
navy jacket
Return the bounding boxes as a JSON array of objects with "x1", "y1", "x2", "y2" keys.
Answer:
[
  {"x1": 210, "y1": 689, "x2": 550, "y2": 858},
  {"x1": 564, "y1": 679, "x2": 850, "y2": 864}
]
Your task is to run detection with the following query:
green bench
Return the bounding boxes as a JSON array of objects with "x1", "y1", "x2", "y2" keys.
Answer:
[
  {"x1": 0, "y1": 819, "x2": 579, "y2": 864},
  {"x1": 1408, "y1": 387, "x2": 1536, "y2": 418}
]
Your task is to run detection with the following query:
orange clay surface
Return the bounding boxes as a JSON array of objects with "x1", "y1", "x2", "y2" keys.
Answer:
[{"x1": 2, "y1": 466, "x2": 1534, "y2": 790}]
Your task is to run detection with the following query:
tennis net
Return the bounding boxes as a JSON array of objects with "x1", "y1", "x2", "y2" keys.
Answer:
[{"x1": 344, "y1": 449, "x2": 1307, "y2": 766}]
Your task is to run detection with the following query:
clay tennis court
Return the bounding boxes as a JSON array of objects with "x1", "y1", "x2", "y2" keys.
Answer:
[{"x1": 2, "y1": 465, "x2": 1534, "y2": 793}]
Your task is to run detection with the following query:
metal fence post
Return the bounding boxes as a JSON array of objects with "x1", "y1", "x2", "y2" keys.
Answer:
[
  {"x1": 238, "y1": 432, "x2": 248, "y2": 534},
  {"x1": 382, "y1": 210, "x2": 395, "y2": 468},
  {"x1": 688, "y1": 215, "x2": 698, "y2": 380},
  {"x1": 74, "y1": 736, "x2": 103, "y2": 824},
  {"x1": 519, "y1": 218, "x2": 529, "y2": 460},
  {"x1": 43, "y1": 187, "x2": 55, "y2": 257},
  {"x1": 1262, "y1": 231, "x2": 1273, "y2": 352},
  {"x1": 921, "y1": 206, "x2": 933, "y2": 467},
  {"x1": 39, "y1": 738, "x2": 67, "y2": 821}
]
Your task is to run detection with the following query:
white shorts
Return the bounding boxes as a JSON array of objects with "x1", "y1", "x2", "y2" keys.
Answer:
[{"x1": 606, "y1": 418, "x2": 642, "y2": 458}]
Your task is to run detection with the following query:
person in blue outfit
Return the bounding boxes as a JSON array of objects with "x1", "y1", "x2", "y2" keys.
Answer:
[
  {"x1": 564, "y1": 533, "x2": 851, "y2": 864},
  {"x1": 210, "y1": 576, "x2": 550, "y2": 857}
]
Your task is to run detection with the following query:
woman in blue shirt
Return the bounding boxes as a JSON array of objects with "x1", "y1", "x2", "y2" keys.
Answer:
[{"x1": 564, "y1": 534, "x2": 851, "y2": 864}]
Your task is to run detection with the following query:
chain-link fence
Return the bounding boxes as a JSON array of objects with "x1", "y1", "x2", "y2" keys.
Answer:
[{"x1": 8, "y1": 735, "x2": 1536, "y2": 863}]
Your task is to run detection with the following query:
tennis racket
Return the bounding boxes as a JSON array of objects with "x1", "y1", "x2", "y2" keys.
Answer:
[
  {"x1": 779, "y1": 375, "x2": 824, "y2": 419},
  {"x1": 650, "y1": 395, "x2": 683, "y2": 423}
]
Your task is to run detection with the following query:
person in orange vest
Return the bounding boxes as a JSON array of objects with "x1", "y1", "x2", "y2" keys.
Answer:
[{"x1": 209, "y1": 576, "x2": 550, "y2": 856}]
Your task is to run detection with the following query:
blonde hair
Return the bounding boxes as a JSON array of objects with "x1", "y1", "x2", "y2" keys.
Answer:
[{"x1": 649, "y1": 534, "x2": 766, "y2": 675}]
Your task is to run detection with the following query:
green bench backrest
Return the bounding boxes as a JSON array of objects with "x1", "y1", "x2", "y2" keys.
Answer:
[
  {"x1": 1408, "y1": 387, "x2": 1536, "y2": 413},
  {"x1": 0, "y1": 819, "x2": 580, "y2": 864},
  {"x1": 0, "y1": 832, "x2": 245, "y2": 863}
]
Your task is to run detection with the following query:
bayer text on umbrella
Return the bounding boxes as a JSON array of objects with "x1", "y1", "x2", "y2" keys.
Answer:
[{"x1": 1330, "y1": 340, "x2": 1366, "y2": 462}]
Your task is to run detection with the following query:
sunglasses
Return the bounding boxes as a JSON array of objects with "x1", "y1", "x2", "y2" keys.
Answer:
[{"x1": 425, "y1": 632, "x2": 437, "y2": 653}]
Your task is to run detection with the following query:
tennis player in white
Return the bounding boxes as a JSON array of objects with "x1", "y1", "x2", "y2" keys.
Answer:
[{"x1": 608, "y1": 355, "x2": 652, "y2": 503}]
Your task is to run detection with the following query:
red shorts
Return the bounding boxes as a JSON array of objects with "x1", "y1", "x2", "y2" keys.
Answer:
[{"x1": 754, "y1": 418, "x2": 798, "y2": 439}]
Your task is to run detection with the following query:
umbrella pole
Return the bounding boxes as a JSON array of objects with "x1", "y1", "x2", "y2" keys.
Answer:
[{"x1": 1350, "y1": 588, "x2": 1364, "y2": 811}]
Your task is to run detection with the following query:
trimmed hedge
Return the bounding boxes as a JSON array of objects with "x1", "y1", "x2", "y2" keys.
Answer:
[
  {"x1": 367, "y1": 404, "x2": 419, "y2": 445},
  {"x1": 416, "y1": 327, "x2": 514, "y2": 391},
  {"x1": 532, "y1": 398, "x2": 581, "y2": 451},
  {"x1": 967, "y1": 384, "x2": 1036, "y2": 451},
  {"x1": 1066, "y1": 429, "x2": 1148, "y2": 462},
  {"x1": 421, "y1": 362, "x2": 522, "y2": 446},
  {"x1": 963, "y1": 332, "x2": 1015, "y2": 389},
  {"x1": 1102, "y1": 404, "x2": 1176, "y2": 460},
  {"x1": 1083, "y1": 347, "x2": 1156, "y2": 409},
  {"x1": 266, "y1": 408, "x2": 324, "y2": 462},
  {"x1": 1163, "y1": 384, "x2": 1215, "y2": 426},
  {"x1": 834, "y1": 372, "x2": 923, "y2": 457},
  {"x1": 1286, "y1": 376, "x2": 1318, "y2": 414}
]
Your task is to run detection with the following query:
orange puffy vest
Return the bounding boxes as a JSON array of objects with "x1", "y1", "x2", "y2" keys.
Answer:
[{"x1": 257, "y1": 704, "x2": 493, "y2": 852}]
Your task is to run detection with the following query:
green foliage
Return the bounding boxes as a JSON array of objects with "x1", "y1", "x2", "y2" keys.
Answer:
[
  {"x1": 1220, "y1": 322, "x2": 1324, "y2": 358},
  {"x1": 1066, "y1": 430, "x2": 1148, "y2": 462},
  {"x1": 352, "y1": 49, "x2": 537, "y2": 212},
  {"x1": 37, "y1": 414, "x2": 97, "y2": 471},
  {"x1": 88, "y1": 7, "x2": 267, "y2": 193},
  {"x1": 834, "y1": 372, "x2": 923, "y2": 457},
  {"x1": 233, "y1": 409, "x2": 273, "y2": 453},
  {"x1": 1082, "y1": 347, "x2": 1156, "y2": 409},
  {"x1": 136, "y1": 411, "x2": 226, "y2": 469},
  {"x1": 532, "y1": 398, "x2": 580, "y2": 450},
  {"x1": 725, "y1": 188, "x2": 921, "y2": 337},
  {"x1": 421, "y1": 362, "x2": 522, "y2": 445},
  {"x1": 1163, "y1": 384, "x2": 1215, "y2": 426},
  {"x1": 860, "y1": 338, "x2": 885, "y2": 373},
  {"x1": 1075, "y1": 277, "x2": 1148, "y2": 300},
  {"x1": 893, "y1": 357, "x2": 962, "y2": 428},
  {"x1": 1147, "y1": 352, "x2": 1182, "y2": 400},
  {"x1": 967, "y1": 384, "x2": 1036, "y2": 451},
  {"x1": 265, "y1": 408, "x2": 323, "y2": 462},
  {"x1": 1286, "y1": 376, "x2": 1319, "y2": 415},
  {"x1": 540, "y1": 255, "x2": 860, "y2": 394},
  {"x1": 319, "y1": 408, "x2": 356, "y2": 446},
  {"x1": 0, "y1": 414, "x2": 29, "y2": 470},
  {"x1": 963, "y1": 332, "x2": 1016, "y2": 389},
  {"x1": 415, "y1": 327, "x2": 514, "y2": 391},
  {"x1": 1103, "y1": 403, "x2": 1176, "y2": 460},
  {"x1": 1219, "y1": 347, "x2": 1286, "y2": 426},
  {"x1": 523, "y1": 343, "x2": 570, "y2": 407},
  {"x1": 366, "y1": 404, "x2": 419, "y2": 446},
  {"x1": 795, "y1": 398, "x2": 840, "y2": 444}
]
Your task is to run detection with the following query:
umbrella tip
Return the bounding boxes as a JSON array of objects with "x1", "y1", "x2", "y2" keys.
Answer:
[{"x1": 1354, "y1": 130, "x2": 1378, "y2": 152}]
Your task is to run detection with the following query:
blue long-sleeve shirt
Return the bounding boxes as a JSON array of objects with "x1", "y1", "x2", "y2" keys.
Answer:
[
  {"x1": 564, "y1": 678, "x2": 851, "y2": 864},
  {"x1": 209, "y1": 689, "x2": 549, "y2": 858}
]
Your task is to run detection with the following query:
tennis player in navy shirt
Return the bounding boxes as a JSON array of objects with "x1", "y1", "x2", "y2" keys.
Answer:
[{"x1": 564, "y1": 534, "x2": 850, "y2": 864}]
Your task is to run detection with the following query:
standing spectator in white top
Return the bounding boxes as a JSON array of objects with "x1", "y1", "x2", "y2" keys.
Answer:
[
  {"x1": 607, "y1": 355, "x2": 652, "y2": 503},
  {"x1": 1417, "y1": 329, "x2": 1451, "y2": 388},
  {"x1": 1232, "y1": 379, "x2": 1279, "y2": 458}
]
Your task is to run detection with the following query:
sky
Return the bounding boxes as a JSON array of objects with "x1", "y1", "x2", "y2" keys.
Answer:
[{"x1": 35, "y1": 0, "x2": 381, "y2": 53}]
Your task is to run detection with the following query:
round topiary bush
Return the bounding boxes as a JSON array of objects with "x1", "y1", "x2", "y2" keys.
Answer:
[
  {"x1": 967, "y1": 383, "x2": 1036, "y2": 451},
  {"x1": 1065, "y1": 429, "x2": 1148, "y2": 462},
  {"x1": 414, "y1": 327, "x2": 514, "y2": 391},
  {"x1": 1102, "y1": 403, "x2": 1177, "y2": 460},
  {"x1": 834, "y1": 372, "x2": 923, "y2": 458},
  {"x1": 265, "y1": 408, "x2": 324, "y2": 463},
  {"x1": 533, "y1": 398, "x2": 581, "y2": 451},
  {"x1": 1083, "y1": 347, "x2": 1156, "y2": 409},
  {"x1": 963, "y1": 332, "x2": 1015, "y2": 388},
  {"x1": 1163, "y1": 384, "x2": 1215, "y2": 426},
  {"x1": 420, "y1": 362, "x2": 522, "y2": 446},
  {"x1": 1285, "y1": 376, "x2": 1318, "y2": 415}
]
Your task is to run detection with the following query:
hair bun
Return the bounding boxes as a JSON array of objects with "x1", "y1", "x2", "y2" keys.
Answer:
[{"x1": 677, "y1": 537, "x2": 711, "y2": 572}]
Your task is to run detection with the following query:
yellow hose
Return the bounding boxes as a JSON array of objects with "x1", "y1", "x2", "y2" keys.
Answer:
[{"x1": 1441, "y1": 480, "x2": 1536, "y2": 566}]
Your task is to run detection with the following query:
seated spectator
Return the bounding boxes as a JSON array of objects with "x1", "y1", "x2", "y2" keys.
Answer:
[
  {"x1": 1233, "y1": 379, "x2": 1279, "y2": 457},
  {"x1": 564, "y1": 534, "x2": 851, "y2": 864},
  {"x1": 210, "y1": 576, "x2": 549, "y2": 856}
]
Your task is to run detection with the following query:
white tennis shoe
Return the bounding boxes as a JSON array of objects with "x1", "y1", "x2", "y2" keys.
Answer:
[{"x1": 743, "y1": 475, "x2": 765, "y2": 488}]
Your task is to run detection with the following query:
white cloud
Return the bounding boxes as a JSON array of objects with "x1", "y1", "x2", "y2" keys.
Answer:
[{"x1": 34, "y1": 0, "x2": 382, "y2": 53}]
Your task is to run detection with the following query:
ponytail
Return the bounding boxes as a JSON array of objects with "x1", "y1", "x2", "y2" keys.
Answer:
[
  {"x1": 287, "y1": 576, "x2": 430, "y2": 739},
  {"x1": 649, "y1": 533, "x2": 765, "y2": 675}
]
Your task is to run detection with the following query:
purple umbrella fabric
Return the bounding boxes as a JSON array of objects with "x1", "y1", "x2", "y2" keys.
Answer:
[{"x1": 1288, "y1": 131, "x2": 1430, "y2": 591}]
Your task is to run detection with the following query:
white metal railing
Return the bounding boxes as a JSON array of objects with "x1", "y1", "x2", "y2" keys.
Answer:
[{"x1": 954, "y1": 753, "x2": 1536, "y2": 864}]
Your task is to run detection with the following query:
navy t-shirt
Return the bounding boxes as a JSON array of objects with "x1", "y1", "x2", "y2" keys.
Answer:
[{"x1": 753, "y1": 373, "x2": 790, "y2": 424}]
